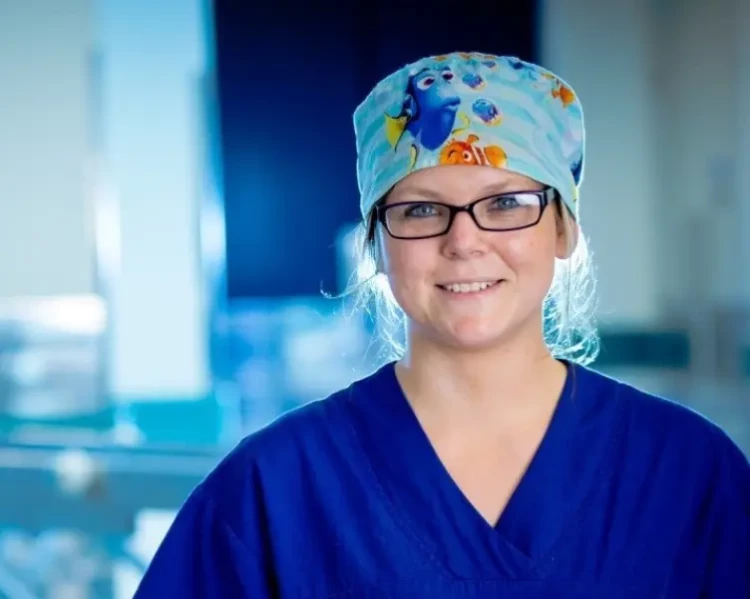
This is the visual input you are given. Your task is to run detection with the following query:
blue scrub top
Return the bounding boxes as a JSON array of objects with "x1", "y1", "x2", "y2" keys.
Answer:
[{"x1": 134, "y1": 361, "x2": 749, "y2": 598}]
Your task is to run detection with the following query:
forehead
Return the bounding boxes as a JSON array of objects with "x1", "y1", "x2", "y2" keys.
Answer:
[{"x1": 388, "y1": 165, "x2": 543, "y2": 202}]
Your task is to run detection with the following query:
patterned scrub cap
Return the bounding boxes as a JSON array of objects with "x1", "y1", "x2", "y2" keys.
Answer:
[{"x1": 353, "y1": 51, "x2": 585, "y2": 219}]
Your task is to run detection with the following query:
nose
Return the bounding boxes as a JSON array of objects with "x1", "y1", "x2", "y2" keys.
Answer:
[{"x1": 441, "y1": 211, "x2": 487, "y2": 259}]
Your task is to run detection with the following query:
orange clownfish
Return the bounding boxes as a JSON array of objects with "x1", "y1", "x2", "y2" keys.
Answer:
[
  {"x1": 439, "y1": 134, "x2": 507, "y2": 168},
  {"x1": 552, "y1": 82, "x2": 576, "y2": 107}
]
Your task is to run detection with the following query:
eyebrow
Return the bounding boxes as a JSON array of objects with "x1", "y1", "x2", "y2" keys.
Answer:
[{"x1": 394, "y1": 181, "x2": 518, "y2": 201}]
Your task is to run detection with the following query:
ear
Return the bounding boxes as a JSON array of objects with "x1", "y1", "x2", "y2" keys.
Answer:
[
  {"x1": 373, "y1": 226, "x2": 387, "y2": 274},
  {"x1": 555, "y1": 203, "x2": 579, "y2": 259}
]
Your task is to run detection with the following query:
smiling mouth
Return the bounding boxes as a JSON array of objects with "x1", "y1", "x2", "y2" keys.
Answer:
[{"x1": 437, "y1": 280, "x2": 503, "y2": 294}]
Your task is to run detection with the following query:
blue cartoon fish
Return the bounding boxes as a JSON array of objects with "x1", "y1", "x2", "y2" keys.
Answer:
[
  {"x1": 502, "y1": 57, "x2": 547, "y2": 84},
  {"x1": 384, "y1": 67, "x2": 461, "y2": 151},
  {"x1": 472, "y1": 98, "x2": 502, "y2": 125},
  {"x1": 505, "y1": 57, "x2": 528, "y2": 72},
  {"x1": 462, "y1": 72, "x2": 485, "y2": 90}
]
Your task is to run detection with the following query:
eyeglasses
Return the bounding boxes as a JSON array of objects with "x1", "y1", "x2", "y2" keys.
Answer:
[{"x1": 376, "y1": 187, "x2": 556, "y2": 240}]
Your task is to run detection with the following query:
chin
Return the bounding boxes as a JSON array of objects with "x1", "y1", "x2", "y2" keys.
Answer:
[{"x1": 437, "y1": 319, "x2": 516, "y2": 351}]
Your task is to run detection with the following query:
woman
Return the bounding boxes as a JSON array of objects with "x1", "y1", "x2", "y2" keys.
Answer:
[{"x1": 135, "y1": 52, "x2": 748, "y2": 598}]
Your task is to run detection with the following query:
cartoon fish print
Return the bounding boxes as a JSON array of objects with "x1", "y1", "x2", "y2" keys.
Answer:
[
  {"x1": 472, "y1": 98, "x2": 502, "y2": 125},
  {"x1": 571, "y1": 155, "x2": 583, "y2": 184},
  {"x1": 452, "y1": 112, "x2": 471, "y2": 135},
  {"x1": 384, "y1": 67, "x2": 461, "y2": 151},
  {"x1": 531, "y1": 126, "x2": 566, "y2": 178},
  {"x1": 499, "y1": 57, "x2": 546, "y2": 85},
  {"x1": 439, "y1": 134, "x2": 507, "y2": 168},
  {"x1": 552, "y1": 80, "x2": 575, "y2": 106},
  {"x1": 482, "y1": 145, "x2": 507, "y2": 167},
  {"x1": 408, "y1": 144, "x2": 418, "y2": 171},
  {"x1": 505, "y1": 57, "x2": 536, "y2": 75},
  {"x1": 462, "y1": 72, "x2": 486, "y2": 90},
  {"x1": 560, "y1": 116, "x2": 583, "y2": 165}
]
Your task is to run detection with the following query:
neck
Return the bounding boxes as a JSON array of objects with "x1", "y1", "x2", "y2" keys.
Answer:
[{"x1": 395, "y1": 317, "x2": 566, "y2": 426}]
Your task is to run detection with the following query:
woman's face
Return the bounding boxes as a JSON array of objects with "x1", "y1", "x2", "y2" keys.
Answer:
[{"x1": 377, "y1": 165, "x2": 573, "y2": 351}]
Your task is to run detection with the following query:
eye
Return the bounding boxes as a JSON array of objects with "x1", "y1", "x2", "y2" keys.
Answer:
[
  {"x1": 416, "y1": 76, "x2": 436, "y2": 90},
  {"x1": 403, "y1": 203, "x2": 439, "y2": 218},
  {"x1": 462, "y1": 151, "x2": 473, "y2": 162},
  {"x1": 491, "y1": 195, "x2": 521, "y2": 210},
  {"x1": 441, "y1": 69, "x2": 454, "y2": 82}
]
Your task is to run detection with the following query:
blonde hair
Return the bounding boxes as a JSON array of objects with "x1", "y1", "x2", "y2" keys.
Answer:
[
  {"x1": 544, "y1": 201, "x2": 600, "y2": 365},
  {"x1": 339, "y1": 195, "x2": 600, "y2": 366}
]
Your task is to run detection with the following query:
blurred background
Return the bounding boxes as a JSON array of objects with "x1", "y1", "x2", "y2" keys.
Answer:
[{"x1": 0, "y1": 0, "x2": 748, "y2": 596}]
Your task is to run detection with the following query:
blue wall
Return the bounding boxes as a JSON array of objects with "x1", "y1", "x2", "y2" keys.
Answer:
[{"x1": 213, "y1": 2, "x2": 539, "y2": 298}]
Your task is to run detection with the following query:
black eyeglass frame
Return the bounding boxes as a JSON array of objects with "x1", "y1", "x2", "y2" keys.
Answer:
[{"x1": 375, "y1": 186, "x2": 558, "y2": 240}]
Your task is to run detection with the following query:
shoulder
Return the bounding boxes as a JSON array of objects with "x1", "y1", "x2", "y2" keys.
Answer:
[
  {"x1": 163, "y1": 369, "x2": 382, "y2": 558},
  {"x1": 576, "y1": 364, "x2": 749, "y2": 486},
  {"x1": 202, "y1": 380, "x2": 360, "y2": 495},
  {"x1": 191, "y1": 364, "x2": 389, "y2": 508},
  {"x1": 142, "y1": 366, "x2": 393, "y2": 587}
]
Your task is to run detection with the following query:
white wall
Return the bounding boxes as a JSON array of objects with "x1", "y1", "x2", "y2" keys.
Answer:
[
  {"x1": 95, "y1": 0, "x2": 211, "y2": 400},
  {"x1": 0, "y1": 0, "x2": 212, "y2": 400},
  {"x1": 540, "y1": 0, "x2": 660, "y2": 327},
  {"x1": 652, "y1": 0, "x2": 738, "y2": 307},
  {"x1": 0, "y1": 0, "x2": 96, "y2": 298},
  {"x1": 737, "y1": 0, "x2": 750, "y2": 313},
  {"x1": 540, "y1": 0, "x2": 749, "y2": 343}
]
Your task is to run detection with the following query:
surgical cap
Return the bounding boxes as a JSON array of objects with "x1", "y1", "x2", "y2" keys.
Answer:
[{"x1": 353, "y1": 52, "x2": 585, "y2": 219}]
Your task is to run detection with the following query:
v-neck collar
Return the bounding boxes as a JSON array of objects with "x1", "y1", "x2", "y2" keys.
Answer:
[{"x1": 345, "y1": 359, "x2": 605, "y2": 580}]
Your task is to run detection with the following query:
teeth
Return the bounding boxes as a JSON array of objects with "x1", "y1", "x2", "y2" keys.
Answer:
[{"x1": 444, "y1": 281, "x2": 498, "y2": 293}]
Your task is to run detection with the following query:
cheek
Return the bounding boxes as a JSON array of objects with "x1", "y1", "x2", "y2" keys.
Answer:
[
  {"x1": 499, "y1": 228, "x2": 558, "y2": 283},
  {"x1": 383, "y1": 237, "x2": 430, "y2": 276},
  {"x1": 381, "y1": 239, "x2": 435, "y2": 301}
]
